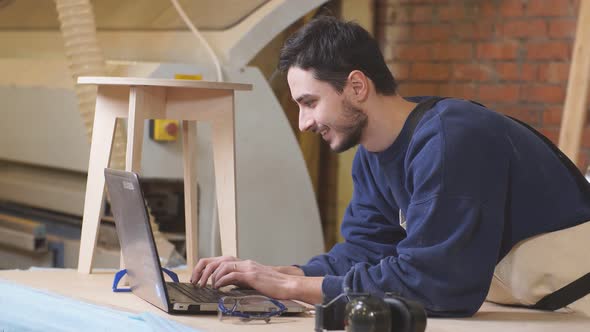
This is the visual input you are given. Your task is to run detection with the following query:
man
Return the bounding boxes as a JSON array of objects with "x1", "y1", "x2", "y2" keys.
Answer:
[{"x1": 190, "y1": 16, "x2": 590, "y2": 316}]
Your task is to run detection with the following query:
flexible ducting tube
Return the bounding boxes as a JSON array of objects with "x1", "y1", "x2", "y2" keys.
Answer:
[{"x1": 54, "y1": 0, "x2": 126, "y2": 170}]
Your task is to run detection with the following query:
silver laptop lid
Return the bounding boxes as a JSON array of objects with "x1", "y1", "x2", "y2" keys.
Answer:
[{"x1": 104, "y1": 168, "x2": 170, "y2": 312}]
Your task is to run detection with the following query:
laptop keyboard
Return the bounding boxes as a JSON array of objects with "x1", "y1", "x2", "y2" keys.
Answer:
[{"x1": 167, "y1": 283, "x2": 231, "y2": 303}]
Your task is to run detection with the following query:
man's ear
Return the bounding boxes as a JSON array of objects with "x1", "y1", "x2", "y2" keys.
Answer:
[{"x1": 347, "y1": 70, "x2": 369, "y2": 102}]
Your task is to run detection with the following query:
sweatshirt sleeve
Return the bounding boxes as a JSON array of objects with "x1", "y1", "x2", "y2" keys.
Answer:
[
  {"x1": 299, "y1": 150, "x2": 407, "y2": 281},
  {"x1": 328, "y1": 105, "x2": 511, "y2": 317}
]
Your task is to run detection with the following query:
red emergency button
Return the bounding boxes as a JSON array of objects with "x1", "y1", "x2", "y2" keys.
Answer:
[{"x1": 165, "y1": 122, "x2": 179, "y2": 136}]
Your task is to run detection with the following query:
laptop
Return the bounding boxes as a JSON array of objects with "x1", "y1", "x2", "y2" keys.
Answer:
[{"x1": 104, "y1": 168, "x2": 305, "y2": 314}]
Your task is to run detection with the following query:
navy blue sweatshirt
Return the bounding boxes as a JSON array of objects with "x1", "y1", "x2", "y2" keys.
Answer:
[{"x1": 299, "y1": 97, "x2": 590, "y2": 317}]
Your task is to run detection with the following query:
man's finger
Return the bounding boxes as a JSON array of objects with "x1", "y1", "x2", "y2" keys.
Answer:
[
  {"x1": 190, "y1": 258, "x2": 210, "y2": 284},
  {"x1": 192, "y1": 256, "x2": 238, "y2": 285},
  {"x1": 199, "y1": 261, "x2": 222, "y2": 287},
  {"x1": 212, "y1": 262, "x2": 238, "y2": 288},
  {"x1": 215, "y1": 271, "x2": 241, "y2": 289}
]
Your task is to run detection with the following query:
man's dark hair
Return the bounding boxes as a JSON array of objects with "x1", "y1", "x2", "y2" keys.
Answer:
[{"x1": 278, "y1": 16, "x2": 397, "y2": 95}]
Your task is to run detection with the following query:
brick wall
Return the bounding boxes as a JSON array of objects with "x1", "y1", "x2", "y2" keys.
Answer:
[{"x1": 376, "y1": 0, "x2": 590, "y2": 169}]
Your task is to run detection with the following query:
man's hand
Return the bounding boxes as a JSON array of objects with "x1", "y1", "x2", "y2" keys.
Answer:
[
  {"x1": 191, "y1": 256, "x2": 305, "y2": 287},
  {"x1": 190, "y1": 256, "x2": 323, "y2": 304},
  {"x1": 191, "y1": 255, "x2": 241, "y2": 287},
  {"x1": 212, "y1": 259, "x2": 296, "y2": 299},
  {"x1": 212, "y1": 259, "x2": 324, "y2": 303}
]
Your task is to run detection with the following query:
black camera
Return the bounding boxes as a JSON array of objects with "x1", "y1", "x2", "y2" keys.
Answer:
[{"x1": 315, "y1": 293, "x2": 427, "y2": 332}]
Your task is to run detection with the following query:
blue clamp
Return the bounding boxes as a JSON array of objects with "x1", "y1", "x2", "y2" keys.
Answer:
[{"x1": 112, "y1": 268, "x2": 180, "y2": 292}]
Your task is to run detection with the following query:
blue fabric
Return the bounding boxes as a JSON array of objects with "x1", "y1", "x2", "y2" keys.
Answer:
[
  {"x1": 0, "y1": 279, "x2": 201, "y2": 332},
  {"x1": 300, "y1": 97, "x2": 590, "y2": 317}
]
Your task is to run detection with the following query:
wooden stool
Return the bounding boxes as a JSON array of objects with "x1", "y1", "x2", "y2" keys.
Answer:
[{"x1": 76, "y1": 76, "x2": 252, "y2": 274}]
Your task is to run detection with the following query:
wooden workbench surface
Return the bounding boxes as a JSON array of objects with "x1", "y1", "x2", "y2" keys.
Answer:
[{"x1": 0, "y1": 269, "x2": 588, "y2": 332}]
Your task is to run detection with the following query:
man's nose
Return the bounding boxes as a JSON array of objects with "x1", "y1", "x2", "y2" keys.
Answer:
[{"x1": 298, "y1": 108, "x2": 314, "y2": 132}]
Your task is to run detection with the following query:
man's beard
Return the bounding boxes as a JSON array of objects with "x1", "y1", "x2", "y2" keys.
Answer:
[{"x1": 330, "y1": 99, "x2": 368, "y2": 153}]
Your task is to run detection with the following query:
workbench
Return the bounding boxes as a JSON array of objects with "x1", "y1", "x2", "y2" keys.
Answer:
[{"x1": 0, "y1": 269, "x2": 588, "y2": 331}]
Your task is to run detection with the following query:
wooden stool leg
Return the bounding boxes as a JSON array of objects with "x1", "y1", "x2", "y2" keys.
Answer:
[
  {"x1": 558, "y1": 0, "x2": 590, "y2": 162},
  {"x1": 212, "y1": 107, "x2": 238, "y2": 257},
  {"x1": 117, "y1": 86, "x2": 149, "y2": 269},
  {"x1": 125, "y1": 86, "x2": 166, "y2": 173},
  {"x1": 126, "y1": 87, "x2": 147, "y2": 172},
  {"x1": 78, "y1": 86, "x2": 128, "y2": 274},
  {"x1": 182, "y1": 120, "x2": 199, "y2": 269},
  {"x1": 121, "y1": 86, "x2": 167, "y2": 269}
]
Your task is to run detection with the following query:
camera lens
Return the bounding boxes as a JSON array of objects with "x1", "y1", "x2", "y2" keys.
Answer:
[{"x1": 344, "y1": 294, "x2": 391, "y2": 332}]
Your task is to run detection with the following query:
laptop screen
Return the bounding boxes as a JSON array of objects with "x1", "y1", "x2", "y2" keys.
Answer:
[{"x1": 104, "y1": 168, "x2": 170, "y2": 312}]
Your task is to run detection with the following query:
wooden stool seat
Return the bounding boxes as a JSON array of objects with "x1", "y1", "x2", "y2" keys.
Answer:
[{"x1": 76, "y1": 76, "x2": 252, "y2": 274}]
